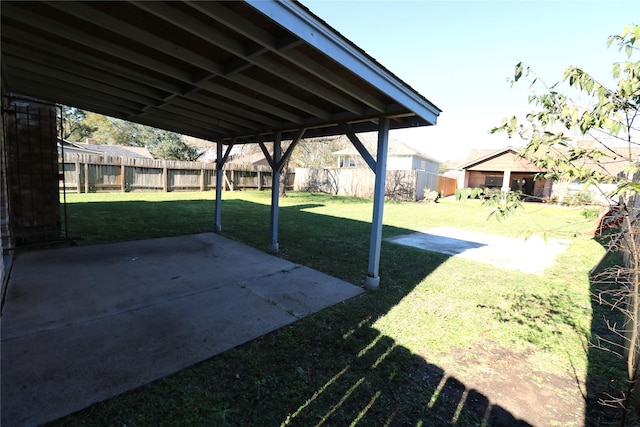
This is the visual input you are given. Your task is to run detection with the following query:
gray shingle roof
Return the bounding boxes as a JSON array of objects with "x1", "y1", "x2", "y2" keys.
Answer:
[{"x1": 72, "y1": 143, "x2": 154, "y2": 159}]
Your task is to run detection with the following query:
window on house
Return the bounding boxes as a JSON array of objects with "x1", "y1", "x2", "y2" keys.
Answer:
[
  {"x1": 339, "y1": 156, "x2": 357, "y2": 168},
  {"x1": 484, "y1": 175, "x2": 503, "y2": 187}
]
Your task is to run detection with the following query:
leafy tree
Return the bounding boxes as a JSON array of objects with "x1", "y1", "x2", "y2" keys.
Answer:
[
  {"x1": 141, "y1": 127, "x2": 200, "y2": 161},
  {"x1": 491, "y1": 24, "x2": 640, "y2": 423},
  {"x1": 58, "y1": 106, "x2": 96, "y2": 142},
  {"x1": 290, "y1": 136, "x2": 349, "y2": 168},
  {"x1": 81, "y1": 112, "x2": 199, "y2": 160}
]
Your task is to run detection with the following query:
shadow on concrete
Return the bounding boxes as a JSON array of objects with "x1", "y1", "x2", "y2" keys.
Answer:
[{"x1": 4, "y1": 195, "x2": 535, "y2": 425}]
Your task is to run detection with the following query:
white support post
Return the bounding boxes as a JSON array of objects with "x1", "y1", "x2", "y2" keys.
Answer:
[
  {"x1": 214, "y1": 143, "x2": 223, "y2": 232},
  {"x1": 269, "y1": 132, "x2": 282, "y2": 254},
  {"x1": 365, "y1": 118, "x2": 390, "y2": 290},
  {"x1": 501, "y1": 169, "x2": 511, "y2": 193}
]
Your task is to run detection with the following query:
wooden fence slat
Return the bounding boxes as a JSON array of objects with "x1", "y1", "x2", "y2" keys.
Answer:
[{"x1": 59, "y1": 153, "x2": 287, "y2": 193}]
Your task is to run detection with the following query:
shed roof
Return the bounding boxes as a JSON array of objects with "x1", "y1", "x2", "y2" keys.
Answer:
[{"x1": 1, "y1": 1, "x2": 441, "y2": 144}]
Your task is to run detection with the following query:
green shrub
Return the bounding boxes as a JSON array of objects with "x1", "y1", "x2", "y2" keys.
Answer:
[
  {"x1": 562, "y1": 191, "x2": 593, "y2": 206},
  {"x1": 581, "y1": 207, "x2": 600, "y2": 219}
]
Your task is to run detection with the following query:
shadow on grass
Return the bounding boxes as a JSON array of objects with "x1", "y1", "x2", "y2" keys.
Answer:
[
  {"x1": 38, "y1": 197, "x2": 534, "y2": 425},
  {"x1": 586, "y1": 247, "x2": 632, "y2": 427}
]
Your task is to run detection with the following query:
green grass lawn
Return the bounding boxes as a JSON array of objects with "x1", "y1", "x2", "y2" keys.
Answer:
[{"x1": 54, "y1": 190, "x2": 623, "y2": 426}]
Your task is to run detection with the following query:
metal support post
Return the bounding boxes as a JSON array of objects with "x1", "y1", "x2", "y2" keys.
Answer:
[
  {"x1": 365, "y1": 118, "x2": 390, "y2": 290},
  {"x1": 269, "y1": 132, "x2": 282, "y2": 253}
]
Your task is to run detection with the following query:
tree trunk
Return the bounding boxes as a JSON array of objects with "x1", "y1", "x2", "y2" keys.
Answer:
[{"x1": 279, "y1": 158, "x2": 289, "y2": 198}]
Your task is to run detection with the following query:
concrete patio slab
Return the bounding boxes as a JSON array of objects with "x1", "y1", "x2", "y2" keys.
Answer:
[
  {"x1": 1, "y1": 233, "x2": 364, "y2": 427},
  {"x1": 386, "y1": 226, "x2": 571, "y2": 275}
]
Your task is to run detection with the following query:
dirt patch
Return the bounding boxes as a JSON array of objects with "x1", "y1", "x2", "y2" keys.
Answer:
[{"x1": 419, "y1": 341, "x2": 624, "y2": 426}]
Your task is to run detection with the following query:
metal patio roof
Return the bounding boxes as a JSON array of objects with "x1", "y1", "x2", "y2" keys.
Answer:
[{"x1": 1, "y1": 1, "x2": 441, "y2": 144}]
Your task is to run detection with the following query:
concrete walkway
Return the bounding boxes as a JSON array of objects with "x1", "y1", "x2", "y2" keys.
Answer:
[
  {"x1": 386, "y1": 226, "x2": 571, "y2": 275},
  {"x1": 1, "y1": 233, "x2": 364, "y2": 427}
]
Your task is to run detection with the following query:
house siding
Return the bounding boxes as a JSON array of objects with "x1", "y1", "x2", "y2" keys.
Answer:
[{"x1": 386, "y1": 155, "x2": 412, "y2": 170}]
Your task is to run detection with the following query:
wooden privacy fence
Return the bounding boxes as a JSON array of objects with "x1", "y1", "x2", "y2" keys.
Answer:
[
  {"x1": 59, "y1": 153, "x2": 294, "y2": 193},
  {"x1": 293, "y1": 168, "x2": 457, "y2": 201},
  {"x1": 58, "y1": 153, "x2": 455, "y2": 200}
]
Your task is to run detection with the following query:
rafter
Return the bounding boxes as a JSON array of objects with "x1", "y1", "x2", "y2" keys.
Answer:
[{"x1": 136, "y1": 1, "x2": 365, "y2": 116}]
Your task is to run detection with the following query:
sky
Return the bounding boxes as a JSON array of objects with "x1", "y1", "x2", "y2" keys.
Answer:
[{"x1": 302, "y1": 0, "x2": 639, "y2": 163}]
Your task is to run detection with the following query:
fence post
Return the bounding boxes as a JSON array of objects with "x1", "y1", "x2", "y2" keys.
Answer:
[
  {"x1": 162, "y1": 160, "x2": 168, "y2": 192},
  {"x1": 75, "y1": 158, "x2": 81, "y2": 193},
  {"x1": 200, "y1": 163, "x2": 205, "y2": 191},
  {"x1": 120, "y1": 156, "x2": 126, "y2": 192},
  {"x1": 84, "y1": 162, "x2": 89, "y2": 193}
]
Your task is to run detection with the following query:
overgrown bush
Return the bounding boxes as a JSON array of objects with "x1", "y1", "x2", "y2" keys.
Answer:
[
  {"x1": 581, "y1": 207, "x2": 600, "y2": 220},
  {"x1": 562, "y1": 191, "x2": 594, "y2": 206}
]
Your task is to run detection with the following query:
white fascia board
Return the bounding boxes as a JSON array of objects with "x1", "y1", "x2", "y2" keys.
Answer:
[{"x1": 246, "y1": 0, "x2": 441, "y2": 125}]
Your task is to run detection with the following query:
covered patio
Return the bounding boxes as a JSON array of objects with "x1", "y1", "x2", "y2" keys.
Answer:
[
  {"x1": 1, "y1": 0, "x2": 440, "y2": 289},
  {"x1": 1, "y1": 2, "x2": 441, "y2": 425}
]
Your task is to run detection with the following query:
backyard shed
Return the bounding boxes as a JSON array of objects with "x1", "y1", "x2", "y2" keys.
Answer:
[{"x1": 1, "y1": 0, "x2": 442, "y2": 289}]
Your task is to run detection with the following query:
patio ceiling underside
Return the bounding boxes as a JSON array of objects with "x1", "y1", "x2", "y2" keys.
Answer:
[{"x1": 1, "y1": 1, "x2": 441, "y2": 144}]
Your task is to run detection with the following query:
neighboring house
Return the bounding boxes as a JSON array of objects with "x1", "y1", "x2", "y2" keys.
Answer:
[
  {"x1": 457, "y1": 147, "x2": 549, "y2": 198},
  {"x1": 57, "y1": 139, "x2": 102, "y2": 156},
  {"x1": 332, "y1": 133, "x2": 441, "y2": 174},
  {"x1": 57, "y1": 138, "x2": 154, "y2": 159},
  {"x1": 458, "y1": 145, "x2": 640, "y2": 203},
  {"x1": 226, "y1": 151, "x2": 270, "y2": 167}
]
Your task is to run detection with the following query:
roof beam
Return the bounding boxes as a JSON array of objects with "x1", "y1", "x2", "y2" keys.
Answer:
[
  {"x1": 247, "y1": 0, "x2": 440, "y2": 125},
  {"x1": 137, "y1": 2, "x2": 364, "y2": 116},
  {"x1": 12, "y1": 73, "x2": 146, "y2": 113},
  {"x1": 8, "y1": 76, "x2": 221, "y2": 140},
  {"x1": 198, "y1": 80, "x2": 303, "y2": 124},
  {"x1": 136, "y1": 2, "x2": 342, "y2": 118},
  {"x1": 188, "y1": 1, "x2": 387, "y2": 113},
  {"x1": 229, "y1": 74, "x2": 330, "y2": 120},
  {"x1": 185, "y1": 93, "x2": 281, "y2": 128},
  {"x1": 343, "y1": 125, "x2": 377, "y2": 172},
  {"x1": 169, "y1": 98, "x2": 262, "y2": 130},
  {"x1": 1, "y1": 24, "x2": 181, "y2": 95},
  {"x1": 47, "y1": 2, "x2": 225, "y2": 75},
  {"x1": 1, "y1": 3, "x2": 193, "y2": 83},
  {"x1": 3, "y1": 52, "x2": 159, "y2": 107},
  {"x1": 8, "y1": 77, "x2": 141, "y2": 117},
  {"x1": 140, "y1": 110, "x2": 228, "y2": 136},
  {"x1": 152, "y1": 104, "x2": 245, "y2": 134},
  {"x1": 276, "y1": 128, "x2": 306, "y2": 172},
  {"x1": 5, "y1": 3, "x2": 310, "y2": 124},
  {"x1": 81, "y1": 1, "x2": 326, "y2": 120}
]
